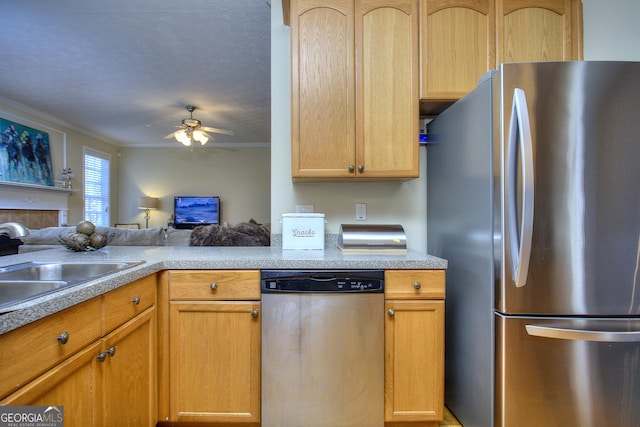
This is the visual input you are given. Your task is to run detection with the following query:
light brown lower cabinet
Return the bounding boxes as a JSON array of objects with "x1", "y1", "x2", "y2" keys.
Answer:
[
  {"x1": 384, "y1": 270, "x2": 446, "y2": 425},
  {"x1": 0, "y1": 275, "x2": 157, "y2": 427},
  {"x1": 1, "y1": 308, "x2": 156, "y2": 427},
  {"x1": 0, "y1": 268, "x2": 446, "y2": 427},
  {"x1": 99, "y1": 307, "x2": 157, "y2": 426},
  {"x1": 161, "y1": 270, "x2": 261, "y2": 424},
  {"x1": 0, "y1": 340, "x2": 102, "y2": 426},
  {"x1": 159, "y1": 269, "x2": 445, "y2": 426}
]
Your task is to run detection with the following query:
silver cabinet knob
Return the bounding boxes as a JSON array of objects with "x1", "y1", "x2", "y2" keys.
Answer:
[
  {"x1": 131, "y1": 296, "x2": 141, "y2": 305},
  {"x1": 210, "y1": 282, "x2": 218, "y2": 291},
  {"x1": 348, "y1": 164, "x2": 355, "y2": 172},
  {"x1": 388, "y1": 309, "x2": 395, "y2": 316},
  {"x1": 413, "y1": 282, "x2": 421, "y2": 290},
  {"x1": 97, "y1": 346, "x2": 117, "y2": 362},
  {"x1": 57, "y1": 331, "x2": 69, "y2": 345},
  {"x1": 358, "y1": 164, "x2": 364, "y2": 173},
  {"x1": 251, "y1": 309, "x2": 259, "y2": 318}
]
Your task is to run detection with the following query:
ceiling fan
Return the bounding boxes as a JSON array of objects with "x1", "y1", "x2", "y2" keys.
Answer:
[{"x1": 164, "y1": 105, "x2": 234, "y2": 146}]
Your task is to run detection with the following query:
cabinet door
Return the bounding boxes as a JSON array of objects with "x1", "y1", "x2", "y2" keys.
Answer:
[
  {"x1": 358, "y1": 0, "x2": 419, "y2": 178},
  {"x1": 291, "y1": 0, "x2": 356, "y2": 179},
  {"x1": 385, "y1": 300, "x2": 445, "y2": 422},
  {"x1": 99, "y1": 307, "x2": 157, "y2": 427},
  {"x1": 169, "y1": 301, "x2": 261, "y2": 423},
  {"x1": 497, "y1": 0, "x2": 581, "y2": 64},
  {"x1": 0, "y1": 341, "x2": 102, "y2": 427},
  {"x1": 420, "y1": 0, "x2": 495, "y2": 101}
]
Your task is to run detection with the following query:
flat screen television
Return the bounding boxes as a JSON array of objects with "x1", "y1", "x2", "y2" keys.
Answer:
[{"x1": 173, "y1": 196, "x2": 220, "y2": 229}]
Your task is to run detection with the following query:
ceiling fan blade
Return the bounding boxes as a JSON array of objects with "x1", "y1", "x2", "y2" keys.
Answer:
[
  {"x1": 201, "y1": 126, "x2": 234, "y2": 136},
  {"x1": 201, "y1": 130, "x2": 215, "y2": 141},
  {"x1": 164, "y1": 131, "x2": 179, "y2": 139}
]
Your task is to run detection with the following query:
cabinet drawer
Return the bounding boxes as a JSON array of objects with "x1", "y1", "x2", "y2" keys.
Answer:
[
  {"x1": 102, "y1": 274, "x2": 156, "y2": 335},
  {"x1": 168, "y1": 270, "x2": 260, "y2": 300},
  {"x1": 385, "y1": 270, "x2": 445, "y2": 299},
  {"x1": 0, "y1": 297, "x2": 102, "y2": 398}
]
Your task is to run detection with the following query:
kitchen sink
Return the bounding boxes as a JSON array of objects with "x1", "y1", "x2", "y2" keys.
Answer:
[{"x1": 0, "y1": 261, "x2": 144, "y2": 312}]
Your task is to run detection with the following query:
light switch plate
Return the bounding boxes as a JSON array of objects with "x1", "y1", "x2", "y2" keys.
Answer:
[{"x1": 356, "y1": 203, "x2": 366, "y2": 220}]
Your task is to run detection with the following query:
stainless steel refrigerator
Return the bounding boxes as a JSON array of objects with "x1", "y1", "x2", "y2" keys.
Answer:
[{"x1": 426, "y1": 61, "x2": 640, "y2": 427}]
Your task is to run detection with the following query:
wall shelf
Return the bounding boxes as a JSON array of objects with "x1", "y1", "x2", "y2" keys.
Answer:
[{"x1": 0, "y1": 181, "x2": 73, "y2": 196}]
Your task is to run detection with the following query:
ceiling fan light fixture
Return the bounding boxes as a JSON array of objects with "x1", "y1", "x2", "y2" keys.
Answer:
[
  {"x1": 175, "y1": 130, "x2": 191, "y2": 146},
  {"x1": 165, "y1": 105, "x2": 232, "y2": 147},
  {"x1": 193, "y1": 129, "x2": 205, "y2": 141}
]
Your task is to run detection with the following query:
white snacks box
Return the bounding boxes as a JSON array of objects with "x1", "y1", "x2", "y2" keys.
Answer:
[{"x1": 282, "y1": 213, "x2": 325, "y2": 250}]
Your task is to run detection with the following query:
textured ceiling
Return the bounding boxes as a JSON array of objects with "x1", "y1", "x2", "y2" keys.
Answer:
[{"x1": 0, "y1": 0, "x2": 271, "y2": 147}]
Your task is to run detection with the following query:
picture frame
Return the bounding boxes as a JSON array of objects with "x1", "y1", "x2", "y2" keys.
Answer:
[
  {"x1": 0, "y1": 117, "x2": 54, "y2": 186},
  {"x1": 115, "y1": 223, "x2": 140, "y2": 229}
]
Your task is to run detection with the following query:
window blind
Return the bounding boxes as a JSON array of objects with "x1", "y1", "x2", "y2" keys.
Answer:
[{"x1": 83, "y1": 148, "x2": 110, "y2": 226}]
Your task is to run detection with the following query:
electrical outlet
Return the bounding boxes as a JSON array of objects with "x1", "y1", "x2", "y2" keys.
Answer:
[
  {"x1": 356, "y1": 203, "x2": 366, "y2": 221},
  {"x1": 295, "y1": 204, "x2": 315, "y2": 213}
]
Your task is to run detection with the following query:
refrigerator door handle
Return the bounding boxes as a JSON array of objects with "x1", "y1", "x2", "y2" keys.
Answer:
[
  {"x1": 526, "y1": 324, "x2": 640, "y2": 342},
  {"x1": 507, "y1": 88, "x2": 534, "y2": 288}
]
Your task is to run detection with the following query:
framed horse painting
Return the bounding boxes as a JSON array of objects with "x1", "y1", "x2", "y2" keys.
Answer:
[{"x1": 0, "y1": 118, "x2": 54, "y2": 186}]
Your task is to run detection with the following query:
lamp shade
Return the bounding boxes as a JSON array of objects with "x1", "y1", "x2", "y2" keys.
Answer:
[{"x1": 138, "y1": 196, "x2": 159, "y2": 210}]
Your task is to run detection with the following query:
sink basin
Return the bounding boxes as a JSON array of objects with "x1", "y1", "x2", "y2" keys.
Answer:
[
  {"x1": 0, "y1": 280, "x2": 69, "y2": 307},
  {"x1": 0, "y1": 261, "x2": 144, "y2": 312}
]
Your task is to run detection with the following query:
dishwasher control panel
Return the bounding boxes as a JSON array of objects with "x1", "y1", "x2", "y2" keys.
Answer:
[{"x1": 261, "y1": 270, "x2": 384, "y2": 293}]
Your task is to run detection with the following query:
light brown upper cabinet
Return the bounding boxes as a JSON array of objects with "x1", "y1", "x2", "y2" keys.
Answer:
[
  {"x1": 420, "y1": 0, "x2": 495, "y2": 107},
  {"x1": 420, "y1": 0, "x2": 583, "y2": 114},
  {"x1": 290, "y1": 0, "x2": 420, "y2": 181},
  {"x1": 498, "y1": 0, "x2": 583, "y2": 64}
]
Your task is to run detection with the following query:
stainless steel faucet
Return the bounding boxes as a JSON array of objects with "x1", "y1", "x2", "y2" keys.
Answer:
[{"x1": 0, "y1": 222, "x2": 30, "y2": 238}]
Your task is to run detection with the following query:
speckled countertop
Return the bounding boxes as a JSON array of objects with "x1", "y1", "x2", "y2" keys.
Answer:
[{"x1": 0, "y1": 242, "x2": 447, "y2": 335}]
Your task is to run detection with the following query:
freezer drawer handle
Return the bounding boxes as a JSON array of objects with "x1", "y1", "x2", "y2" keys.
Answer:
[
  {"x1": 507, "y1": 88, "x2": 534, "y2": 288},
  {"x1": 526, "y1": 324, "x2": 640, "y2": 342}
]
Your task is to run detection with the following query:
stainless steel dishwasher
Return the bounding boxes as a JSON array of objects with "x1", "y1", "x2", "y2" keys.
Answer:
[{"x1": 261, "y1": 270, "x2": 384, "y2": 427}]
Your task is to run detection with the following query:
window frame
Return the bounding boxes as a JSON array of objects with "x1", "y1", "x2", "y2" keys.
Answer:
[{"x1": 83, "y1": 147, "x2": 111, "y2": 227}]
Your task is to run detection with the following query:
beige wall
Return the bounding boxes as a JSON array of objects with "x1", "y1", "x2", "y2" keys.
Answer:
[
  {"x1": 583, "y1": 0, "x2": 640, "y2": 60},
  {"x1": 116, "y1": 146, "x2": 270, "y2": 228}
]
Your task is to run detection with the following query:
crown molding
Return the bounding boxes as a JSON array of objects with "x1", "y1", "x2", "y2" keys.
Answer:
[{"x1": 0, "y1": 95, "x2": 118, "y2": 146}]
